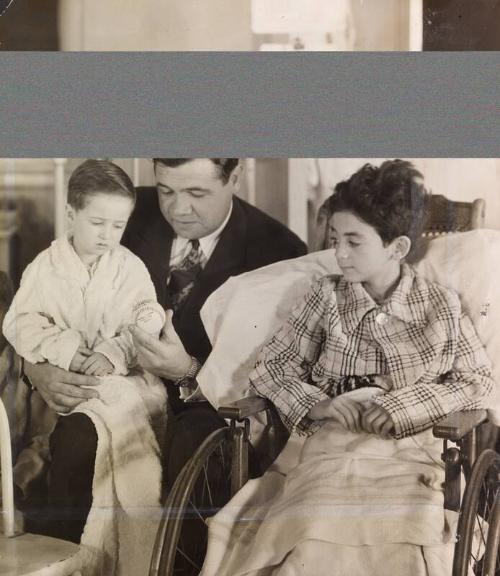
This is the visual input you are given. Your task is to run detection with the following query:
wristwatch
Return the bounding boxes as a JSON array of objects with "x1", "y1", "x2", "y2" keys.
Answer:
[{"x1": 174, "y1": 356, "x2": 202, "y2": 387}]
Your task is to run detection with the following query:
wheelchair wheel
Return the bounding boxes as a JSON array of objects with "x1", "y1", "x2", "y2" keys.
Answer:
[
  {"x1": 482, "y1": 493, "x2": 500, "y2": 576},
  {"x1": 453, "y1": 449, "x2": 500, "y2": 576},
  {"x1": 149, "y1": 427, "x2": 233, "y2": 576}
]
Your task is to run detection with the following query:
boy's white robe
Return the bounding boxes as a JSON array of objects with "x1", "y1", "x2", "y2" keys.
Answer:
[{"x1": 3, "y1": 236, "x2": 158, "y2": 374}]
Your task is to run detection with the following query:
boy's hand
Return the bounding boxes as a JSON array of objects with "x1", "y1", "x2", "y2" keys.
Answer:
[
  {"x1": 69, "y1": 345, "x2": 93, "y2": 373},
  {"x1": 80, "y1": 352, "x2": 114, "y2": 376},
  {"x1": 373, "y1": 374, "x2": 393, "y2": 390},
  {"x1": 361, "y1": 403, "x2": 395, "y2": 438},
  {"x1": 308, "y1": 396, "x2": 365, "y2": 433}
]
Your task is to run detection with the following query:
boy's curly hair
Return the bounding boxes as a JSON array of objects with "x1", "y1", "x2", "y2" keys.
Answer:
[{"x1": 325, "y1": 160, "x2": 429, "y2": 253}]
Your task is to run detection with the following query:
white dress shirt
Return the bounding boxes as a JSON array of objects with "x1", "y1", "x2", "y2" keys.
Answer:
[{"x1": 168, "y1": 200, "x2": 233, "y2": 271}]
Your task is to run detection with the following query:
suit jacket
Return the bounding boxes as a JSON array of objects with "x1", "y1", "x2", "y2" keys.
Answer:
[{"x1": 122, "y1": 187, "x2": 307, "y2": 410}]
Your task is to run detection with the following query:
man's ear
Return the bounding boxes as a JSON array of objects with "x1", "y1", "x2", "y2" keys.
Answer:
[
  {"x1": 392, "y1": 236, "x2": 411, "y2": 261},
  {"x1": 228, "y1": 162, "x2": 243, "y2": 191}
]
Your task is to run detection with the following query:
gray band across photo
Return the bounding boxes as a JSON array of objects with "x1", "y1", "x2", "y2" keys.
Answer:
[{"x1": 0, "y1": 52, "x2": 499, "y2": 157}]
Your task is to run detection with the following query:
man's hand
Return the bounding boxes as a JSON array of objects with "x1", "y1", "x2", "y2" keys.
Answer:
[
  {"x1": 24, "y1": 361, "x2": 100, "y2": 414},
  {"x1": 69, "y1": 345, "x2": 93, "y2": 373},
  {"x1": 308, "y1": 396, "x2": 365, "y2": 433},
  {"x1": 129, "y1": 309, "x2": 192, "y2": 380},
  {"x1": 80, "y1": 352, "x2": 114, "y2": 376},
  {"x1": 361, "y1": 402, "x2": 395, "y2": 438}
]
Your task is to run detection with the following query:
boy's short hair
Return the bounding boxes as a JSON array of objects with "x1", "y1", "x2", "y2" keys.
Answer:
[
  {"x1": 326, "y1": 159, "x2": 429, "y2": 250},
  {"x1": 152, "y1": 158, "x2": 240, "y2": 185},
  {"x1": 68, "y1": 159, "x2": 136, "y2": 210}
]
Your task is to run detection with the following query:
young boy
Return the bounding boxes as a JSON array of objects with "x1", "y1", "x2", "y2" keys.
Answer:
[
  {"x1": 3, "y1": 159, "x2": 165, "y2": 377},
  {"x1": 250, "y1": 159, "x2": 493, "y2": 440},
  {"x1": 200, "y1": 160, "x2": 494, "y2": 576},
  {"x1": 2, "y1": 159, "x2": 166, "y2": 544}
]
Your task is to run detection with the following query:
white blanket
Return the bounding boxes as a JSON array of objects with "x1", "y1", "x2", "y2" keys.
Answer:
[
  {"x1": 74, "y1": 371, "x2": 167, "y2": 576},
  {"x1": 201, "y1": 422, "x2": 455, "y2": 576}
]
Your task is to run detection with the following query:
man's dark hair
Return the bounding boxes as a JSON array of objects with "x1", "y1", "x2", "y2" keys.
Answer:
[
  {"x1": 67, "y1": 159, "x2": 136, "y2": 210},
  {"x1": 152, "y1": 158, "x2": 240, "y2": 185},
  {"x1": 325, "y1": 159, "x2": 429, "y2": 252}
]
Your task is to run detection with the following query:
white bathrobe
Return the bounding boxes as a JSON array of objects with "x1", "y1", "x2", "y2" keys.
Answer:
[{"x1": 3, "y1": 235, "x2": 158, "y2": 374}]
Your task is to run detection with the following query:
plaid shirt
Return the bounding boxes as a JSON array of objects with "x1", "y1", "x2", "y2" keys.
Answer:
[{"x1": 249, "y1": 264, "x2": 493, "y2": 438}]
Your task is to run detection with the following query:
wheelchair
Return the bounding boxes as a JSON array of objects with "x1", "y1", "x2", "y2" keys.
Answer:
[{"x1": 149, "y1": 396, "x2": 500, "y2": 576}]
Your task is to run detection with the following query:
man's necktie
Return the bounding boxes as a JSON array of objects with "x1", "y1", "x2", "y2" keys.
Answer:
[{"x1": 168, "y1": 239, "x2": 206, "y2": 311}]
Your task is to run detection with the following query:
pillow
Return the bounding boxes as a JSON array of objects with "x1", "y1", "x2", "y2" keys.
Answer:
[
  {"x1": 197, "y1": 230, "x2": 500, "y2": 423},
  {"x1": 414, "y1": 230, "x2": 500, "y2": 423},
  {"x1": 197, "y1": 249, "x2": 338, "y2": 408}
]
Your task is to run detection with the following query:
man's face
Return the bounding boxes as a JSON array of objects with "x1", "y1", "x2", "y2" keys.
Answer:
[{"x1": 155, "y1": 159, "x2": 238, "y2": 239}]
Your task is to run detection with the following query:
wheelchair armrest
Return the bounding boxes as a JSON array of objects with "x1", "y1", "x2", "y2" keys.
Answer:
[
  {"x1": 218, "y1": 396, "x2": 271, "y2": 420},
  {"x1": 432, "y1": 409, "x2": 488, "y2": 442}
]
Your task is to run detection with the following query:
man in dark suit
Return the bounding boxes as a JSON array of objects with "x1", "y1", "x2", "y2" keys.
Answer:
[
  {"x1": 126, "y1": 158, "x2": 307, "y2": 488},
  {"x1": 24, "y1": 158, "x2": 307, "y2": 541}
]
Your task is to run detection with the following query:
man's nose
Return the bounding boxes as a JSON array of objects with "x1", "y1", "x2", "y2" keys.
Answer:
[{"x1": 171, "y1": 193, "x2": 192, "y2": 215}]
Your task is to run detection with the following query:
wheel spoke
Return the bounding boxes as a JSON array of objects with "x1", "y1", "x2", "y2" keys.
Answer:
[
  {"x1": 175, "y1": 544, "x2": 202, "y2": 570},
  {"x1": 187, "y1": 497, "x2": 208, "y2": 524},
  {"x1": 202, "y1": 463, "x2": 214, "y2": 509}
]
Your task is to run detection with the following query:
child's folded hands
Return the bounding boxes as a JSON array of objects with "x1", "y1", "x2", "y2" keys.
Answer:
[
  {"x1": 308, "y1": 387, "x2": 395, "y2": 438},
  {"x1": 360, "y1": 402, "x2": 394, "y2": 439},
  {"x1": 80, "y1": 352, "x2": 114, "y2": 376},
  {"x1": 308, "y1": 395, "x2": 365, "y2": 433},
  {"x1": 69, "y1": 344, "x2": 93, "y2": 373}
]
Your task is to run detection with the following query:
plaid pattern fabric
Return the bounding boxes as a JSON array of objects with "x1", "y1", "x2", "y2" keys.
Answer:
[
  {"x1": 168, "y1": 239, "x2": 207, "y2": 311},
  {"x1": 249, "y1": 264, "x2": 494, "y2": 438}
]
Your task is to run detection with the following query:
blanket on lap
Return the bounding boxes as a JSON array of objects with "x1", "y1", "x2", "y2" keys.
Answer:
[
  {"x1": 74, "y1": 370, "x2": 167, "y2": 576},
  {"x1": 201, "y1": 421, "x2": 456, "y2": 576}
]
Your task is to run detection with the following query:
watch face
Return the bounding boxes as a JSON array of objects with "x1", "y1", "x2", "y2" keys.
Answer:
[{"x1": 0, "y1": 0, "x2": 15, "y2": 17}]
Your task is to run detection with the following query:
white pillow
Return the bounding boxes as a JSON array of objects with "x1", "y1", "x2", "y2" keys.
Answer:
[
  {"x1": 415, "y1": 230, "x2": 500, "y2": 423},
  {"x1": 197, "y1": 230, "x2": 500, "y2": 423}
]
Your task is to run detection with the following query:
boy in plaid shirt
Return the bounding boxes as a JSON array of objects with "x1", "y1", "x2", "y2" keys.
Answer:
[{"x1": 250, "y1": 159, "x2": 493, "y2": 439}]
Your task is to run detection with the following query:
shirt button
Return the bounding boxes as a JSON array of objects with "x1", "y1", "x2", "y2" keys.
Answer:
[{"x1": 375, "y1": 312, "x2": 389, "y2": 325}]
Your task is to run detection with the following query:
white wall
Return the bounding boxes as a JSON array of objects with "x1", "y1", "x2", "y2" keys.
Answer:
[
  {"x1": 351, "y1": 0, "x2": 410, "y2": 50},
  {"x1": 59, "y1": 0, "x2": 253, "y2": 51},
  {"x1": 58, "y1": 0, "x2": 415, "y2": 51}
]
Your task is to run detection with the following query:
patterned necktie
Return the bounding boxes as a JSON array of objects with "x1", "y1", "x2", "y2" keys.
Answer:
[{"x1": 168, "y1": 239, "x2": 206, "y2": 311}]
